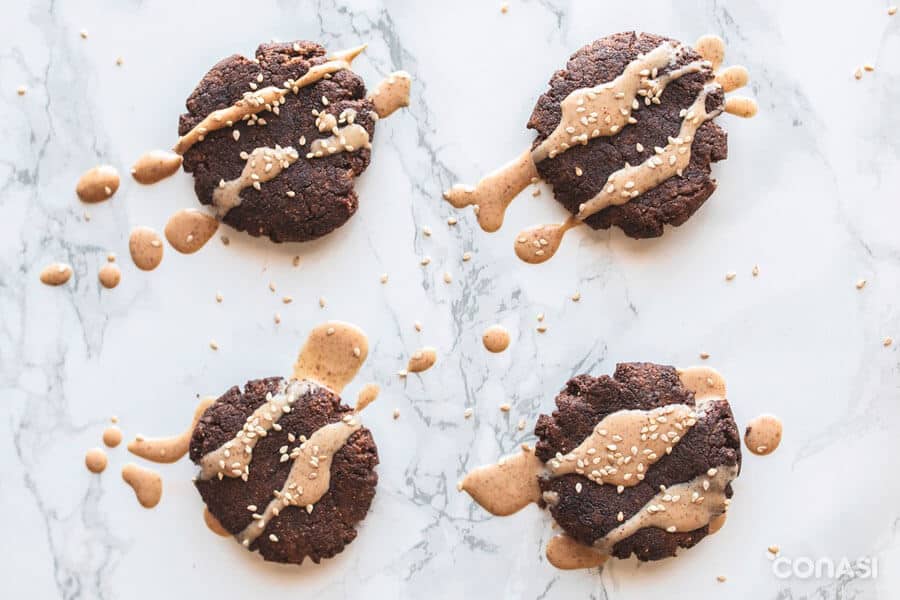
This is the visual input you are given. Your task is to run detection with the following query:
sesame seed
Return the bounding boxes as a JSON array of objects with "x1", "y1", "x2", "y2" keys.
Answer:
[
  {"x1": 209, "y1": 341, "x2": 219, "y2": 351},
  {"x1": 115, "y1": 56, "x2": 123, "y2": 66},
  {"x1": 864, "y1": 64, "x2": 875, "y2": 72},
  {"x1": 854, "y1": 68, "x2": 863, "y2": 80},
  {"x1": 499, "y1": 403, "x2": 511, "y2": 412},
  {"x1": 420, "y1": 256, "x2": 431, "y2": 266},
  {"x1": 319, "y1": 296, "x2": 326, "y2": 308},
  {"x1": 274, "y1": 313, "x2": 281, "y2": 324},
  {"x1": 414, "y1": 321, "x2": 422, "y2": 332},
  {"x1": 380, "y1": 273, "x2": 389, "y2": 283},
  {"x1": 80, "y1": 29, "x2": 88, "y2": 39},
  {"x1": 500, "y1": 2, "x2": 509, "y2": 12},
  {"x1": 215, "y1": 292, "x2": 223, "y2": 303},
  {"x1": 398, "y1": 369, "x2": 408, "y2": 378},
  {"x1": 768, "y1": 544, "x2": 780, "y2": 555},
  {"x1": 282, "y1": 296, "x2": 293, "y2": 304},
  {"x1": 464, "y1": 408, "x2": 473, "y2": 419},
  {"x1": 699, "y1": 352, "x2": 710, "y2": 360},
  {"x1": 232, "y1": 129, "x2": 240, "y2": 141},
  {"x1": 447, "y1": 217, "x2": 458, "y2": 226},
  {"x1": 752, "y1": 264, "x2": 760, "y2": 277},
  {"x1": 326, "y1": 327, "x2": 335, "y2": 335},
  {"x1": 16, "y1": 85, "x2": 26, "y2": 96},
  {"x1": 890, "y1": 6, "x2": 898, "y2": 16},
  {"x1": 617, "y1": 511, "x2": 624, "y2": 522},
  {"x1": 443, "y1": 272, "x2": 453, "y2": 284},
  {"x1": 392, "y1": 408, "x2": 400, "y2": 419},
  {"x1": 571, "y1": 292, "x2": 581, "y2": 302},
  {"x1": 269, "y1": 534, "x2": 279, "y2": 542},
  {"x1": 716, "y1": 575, "x2": 727, "y2": 583},
  {"x1": 462, "y1": 252, "x2": 472, "y2": 262},
  {"x1": 725, "y1": 272, "x2": 736, "y2": 281},
  {"x1": 422, "y1": 225, "x2": 432, "y2": 236},
  {"x1": 883, "y1": 336, "x2": 893, "y2": 347},
  {"x1": 536, "y1": 326, "x2": 547, "y2": 333},
  {"x1": 856, "y1": 279, "x2": 867, "y2": 290},
  {"x1": 575, "y1": 166, "x2": 583, "y2": 176},
  {"x1": 269, "y1": 282, "x2": 276, "y2": 292}
]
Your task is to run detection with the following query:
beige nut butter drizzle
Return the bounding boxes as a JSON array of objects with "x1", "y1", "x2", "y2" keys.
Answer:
[
  {"x1": 128, "y1": 397, "x2": 216, "y2": 464},
  {"x1": 444, "y1": 35, "x2": 756, "y2": 265}
]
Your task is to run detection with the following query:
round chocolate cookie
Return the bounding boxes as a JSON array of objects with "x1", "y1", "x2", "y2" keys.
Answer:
[
  {"x1": 534, "y1": 363, "x2": 741, "y2": 561},
  {"x1": 527, "y1": 32, "x2": 728, "y2": 238},
  {"x1": 178, "y1": 41, "x2": 376, "y2": 242},
  {"x1": 189, "y1": 377, "x2": 378, "y2": 565}
]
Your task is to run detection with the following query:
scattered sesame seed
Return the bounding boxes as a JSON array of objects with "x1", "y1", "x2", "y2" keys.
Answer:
[
  {"x1": 209, "y1": 341, "x2": 219, "y2": 351},
  {"x1": 115, "y1": 56, "x2": 123, "y2": 66},
  {"x1": 269, "y1": 282, "x2": 276, "y2": 292},
  {"x1": 716, "y1": 575, "x2": 727, "y2": 583},
  {"x1": 16, "y1": 85, "x2": 26, "y2": 96},
  {"x1": 499, "y1": 403, "x2": 511, "y2": 412},
  {"x1": 462, "y1": 252, "x2": 472, "y2": 262},
  {"x1": 883, "y1": 336, "x2": 893, "y2": 347},
  {"x1": 232, "y1": 129, "x2": 240, "y2": 141},
  {"x1": 414, "y1": 321, "x2": 423, "y2": 332},
  {"x1": 768, "y1": 544, "x2": 780, "y2": 555},
  {"x1": 443, "y1": 272, "x2": 453, "y2": 284},
  {"x1": 575, "y1": 166, "x2": 583, "y2": 176},
  {"x1": 464, "y1": 408, "x2": 473, "y2": 419},
  {"x1": 856, "y1": 279, "x2": 867, "y2": 290},
  {"x1": 536, "y1": 326, "x2": 547, "y2": 333},
  {"x1": 517, "y1": 417, "x2": 526, "y2": 430},
  {"x1": 269, "y1": 534, "x2": 279, "y2": 542},
  {"x1": 422, "y1": 225, "x2": 432, "y2": 236},
  {"x1": 447, "y1": 217, "x2": 458, "y2": 226},
  {"x1": 617, "y1": 511, "x2": 624, "y2": 522},
  {"x1": 221, "y1": 235, "x2": 230, "y2": 246},
  {"x1": 575, "y1": 482, "x2": 582, "y2": 493},
  {"x1": 392, "y1": 409, "x2": 400, "y2": 420},
  {"x1": 752, "y1": 264, "x2": 760, "y2": 277},
  {"x1": 292, "y1": 255, "x2": 301, "y2": 267},
  {"x1": 282, "y1": 296, "x2": 293, "y2": 304},
  {"x1": 537, "y1": 313, "x2": 545, "y2": 322},
  {"x1": 380, "y1": 273, "x2": 389, "y2": 283},
  {"x1": 571, "y1": 292, "x2": 581, "y2": 302},
  {"x1": 274, "y1": 313, "x2": 281, "y2": 324},
  {"x1": 318, "y1": 296, "x2": 326, "y2": 308},
  {"x1": 398, "y1": 369, "x2": 408, "y2": 378},
  {"x1": 699, "y1": 352, "x2": 710, "y2": 360},
  {"x1": 500, "y1": 2, "x2": 509, "y2": 13},
  {"x1": 107, "y1": 252, "x2": 116, "y2": 262},
  {"x1": 420, "y1": 256, "x2": 431, "y2": 266},
  {"x1": 854, "y1": 68, "x2": 863, "y2": 80},
  {"x1": 864, "y1": 64, "x2": 875, "y2": 72},
  {"x1": 725, "y1": 272, "x2": 736, "y2": 281},
  {"x1": 890, "y1": 6, "x2": 898, "y2": 15},
  {"x1": 80, "y1": 29, "x2": 88, "y2": 39},
  {"x1": 215, "y1": 292, "x2": 223, "y2": 303}
]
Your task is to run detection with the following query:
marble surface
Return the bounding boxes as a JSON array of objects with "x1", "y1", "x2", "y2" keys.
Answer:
[{"x1": 2, "y1": 0, "x2": 899, "y2": 598}]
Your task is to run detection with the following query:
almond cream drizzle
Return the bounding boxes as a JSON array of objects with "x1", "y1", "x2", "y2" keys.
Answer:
[
  {"x1": 164, "y1": 209, "x2": 219, "y2": 254},
  {"x1": 198, "y1": 380, "x2": 318, "y2": 481},
  {"x1": 131, "y1": 150, "x2": 183, "y2": 184},
  {"x1": 368, "y1": 71, "x2": 412, "y2": 118},
  {"x1": 212, "y1": 145, "x2": 299, "y2": 217},
  {"x1": 482, "y1": 325, "x2": 511, "y2": 353},
  {"x1": 307, "y1": 123, "x2": 371, "y2": 158},
  {"x1": 592, "y1": 464, "x2": 738, "y2": 555},
  {"x1": 407, "y1": 347, "x2": 437, "y2": 373},
  {"x1": 76, "y1": 165, "x2": 120, "y2": 203},
  {"x1": 443, "y1": 149, "x2": 539, "y2": 232},
  {"x1": 172, "y1": 45, "x2": 366, "y2": 155},
  {"x1": 744, "y1": 414, "x2": 783, "y2": 455},
  {"x1": 128, "y1": 397, "x2": 216, "y2": 464},
  {"x1": 574, "y1": 83, "x2": 721, "y2": 220},
  {"x1": 355, "y1": 383, "x2": 380, "y2": 412},
  {"x1": 546, "y1": 534, "x2": 608, "y2": 570},
  {"x1": 291, "y1": 321, "x2": 369, "y2": 394},
  {"x1": 102, "y1": 426, "x2": 123, "y2": 448},
  {"x1": 121, "y1": 463, "x2": 163, "y2": 508},
  {"x1": 547, "y1": 404, "x2": 699, "y2": 487},
  {"x1": 236, "y1": 419, "x2": 361, "y2": 547},
  {"x1": 39, "y1": 262, "x2": 73, "y2": 286},
  {"x1": 98, "y1": 263, "x2": 121, "y2": 289},
  {"x1": 85, "y1": 448, "x2": 108, "y2": 473},
  {"x1": 514, "y1": 217, "x2": 582, "y2": 265},
  {"x1": 129, "y1": 226, "x2": 164, "y2": 271},
  {"x1": 459, "y1": 444, "x2": 544, "y2": 516}
]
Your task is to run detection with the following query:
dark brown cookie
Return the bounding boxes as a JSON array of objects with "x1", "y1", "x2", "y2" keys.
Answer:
[
  {"x1": 189, "y1": 377, "x2": 378, "y2": 565},
  {"x1": 535, "y1": 363, "x2": 741, "y2": 561},
  {"x1": 528, "y1": 32, "x2": 728, "y2": 238},
  {"x1": 178, "y1": 41, "x2": 376, "y2": 242}
]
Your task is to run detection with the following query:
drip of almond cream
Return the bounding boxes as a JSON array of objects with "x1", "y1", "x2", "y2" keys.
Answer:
[
  {"x1": 744, "y1": 414, "x2": 783, "y2": 455},
  {"x1": 122, "y1": 463, "x2": 163, "y2": 508},
  {"x1": 307, "y1": 108, "x2": 371, "y2": 159},
  {"x1": 368, "y1": 71, "x2": 412, "y2": 118},
  {"x1": 407, "y1": 347, "x2": 437, "y2": 373},
  {"x1": 128, "y1": 397, "x2": 216, "y2": 464},
  {"x1": 291, "y1": 321, "x2": 369, "y2": 394},
  {"x1": 236, "y1": 418, "x2": 361, "y2": 547},
  {"x1": 212, "y1": 146, "x2": 299, "y2": 216},
  {"x1": 164, "y1": 209, "x2": 219, "y2": 254},
  {"x1": 546, "y1": 534, "x2": 608, "y2": 570}
]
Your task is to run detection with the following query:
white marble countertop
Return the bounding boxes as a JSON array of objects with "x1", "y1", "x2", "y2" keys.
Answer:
[{"x1": 2, "y1": 1, "x2": 899, "y2": 598}]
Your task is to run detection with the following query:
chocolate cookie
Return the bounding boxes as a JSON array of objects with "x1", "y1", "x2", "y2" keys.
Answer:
[
  {"x1": 189, "y1": 376, "x2": 378, "y2": 565},
  {"x1": 534, "y1": 363, "x2": 741, "y2": 561},
  {"x1": 178, "y1": 41, "x2": 376, "y2": 242},
  {"x1": 528, "y1": 32, "x2": 728, "y2": 238}
]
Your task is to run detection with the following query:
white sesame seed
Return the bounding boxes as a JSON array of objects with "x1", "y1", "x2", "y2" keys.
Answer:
[{"x1": 464, "y1": 408, "x2": 473, "y2": 419}]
